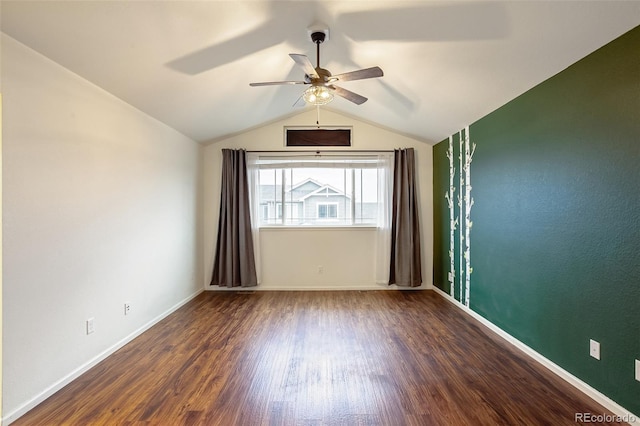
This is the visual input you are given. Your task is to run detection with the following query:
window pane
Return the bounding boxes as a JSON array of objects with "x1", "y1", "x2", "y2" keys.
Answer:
[
  {"x1": 354, "y1": 168, "x2": 378, "y2": 224},
  {"x1": 259, "y1": 169, "x2": 283, "y2": 225}
]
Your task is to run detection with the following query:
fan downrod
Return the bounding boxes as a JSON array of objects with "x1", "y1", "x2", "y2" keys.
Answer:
[{"x1": 310, "y1": 31, "x2": 326, "y2": 69}]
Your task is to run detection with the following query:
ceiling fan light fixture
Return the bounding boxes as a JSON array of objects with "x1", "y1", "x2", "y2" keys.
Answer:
[{"x1": 303, "y1": 85, "x2": 334, "y2": 105}]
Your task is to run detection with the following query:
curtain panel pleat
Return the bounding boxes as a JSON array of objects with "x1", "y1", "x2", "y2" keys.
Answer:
[
  {"x1": 210, "y1": 149, "x2": 258, "y2": 288},
  {"x1": 389, "y1": 148, "x2": 422, "y2": 287},
  {"x1": 375, "y1": 153, "x2": 394, "y2": 284},
  {"x1": 246, "y1": 153, "x2": 262, "y2": 283}
]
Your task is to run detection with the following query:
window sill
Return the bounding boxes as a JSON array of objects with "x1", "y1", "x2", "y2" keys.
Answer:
[{"x1": 259, "y1": 225, "x2": 377, "y2": 232}]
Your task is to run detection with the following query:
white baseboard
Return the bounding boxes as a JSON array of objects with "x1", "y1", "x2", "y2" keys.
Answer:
[
  {"x1": 2, "y1": 289, "x2": 204, "y2": 426},
  {"x1": 431, "y1": 286, "x2": 639, "y2": 425},
  {"x1": 206, "y1": 283, "x2": 433, "y2": 291}
]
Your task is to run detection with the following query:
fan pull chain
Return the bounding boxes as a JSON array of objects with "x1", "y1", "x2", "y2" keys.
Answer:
[{"x1": 316, "y1": 104, "x2": 321, "y2": 128}]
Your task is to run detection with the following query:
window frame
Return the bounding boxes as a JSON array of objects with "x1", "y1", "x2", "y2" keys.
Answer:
[{"x1": 248, "y1": 152, "x2": 392, "y2": 229}]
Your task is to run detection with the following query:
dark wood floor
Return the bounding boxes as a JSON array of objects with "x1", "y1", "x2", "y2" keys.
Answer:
[{"x1": 15, "y1": 291, "x2": 618, "y2": 425}]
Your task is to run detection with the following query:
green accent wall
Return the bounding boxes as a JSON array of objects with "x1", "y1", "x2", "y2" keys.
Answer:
[{"x1": 433, "y1": 26, "x2": 640, "y2": 415}]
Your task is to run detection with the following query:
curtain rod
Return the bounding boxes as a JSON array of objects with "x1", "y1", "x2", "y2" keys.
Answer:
[{"x1": 246, "y1": 149, "x2": 395, "y2": 154}]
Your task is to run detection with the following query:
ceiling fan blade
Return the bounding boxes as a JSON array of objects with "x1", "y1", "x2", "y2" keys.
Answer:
[
  {"x1": 330, "y1": 86, "x2": 368, "y2": 105},
  {"x1": 250, "y1": 81, "x2": 307, "y2": 87},
  {"x1": 290, "y1": 54, "x2": 319, "y2": 79},
  {"x1": 331, "y1": 66, "x2": 384, "y2": 82}
]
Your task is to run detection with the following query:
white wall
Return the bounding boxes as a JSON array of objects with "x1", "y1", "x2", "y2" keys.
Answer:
[
  {"x1": 203, "y1": 109, "x2": 433, "y2": 290},
  {"x1": 1, "y1": 34, "x2": 203, "y2": 423}
]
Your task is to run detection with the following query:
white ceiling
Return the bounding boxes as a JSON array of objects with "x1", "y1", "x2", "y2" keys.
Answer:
[{"x1": 1, "y1": 1, "x2": 638, "y2": 145}]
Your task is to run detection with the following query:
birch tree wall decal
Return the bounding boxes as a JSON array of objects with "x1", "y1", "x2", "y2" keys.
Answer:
[
  {"x1": 445, "y1": 135, "x2": 458, "y2": 298},
  {"x1": 458, "y1": 130, "x2": 465, "y2": 303},
  {"x1": 446, "y1": 127, "x2": 475, "y2": 306},
  {"x1": 462, "y1": 127, "x2": 476, "y2": 307}
]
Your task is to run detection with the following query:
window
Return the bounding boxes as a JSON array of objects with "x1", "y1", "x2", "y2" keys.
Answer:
[
  {"x1": 248, "y1": 153, "x2": 393, "y2": 227},
  {"x1": 317, "y1": 203, "x2": 338, "y2": 219}
]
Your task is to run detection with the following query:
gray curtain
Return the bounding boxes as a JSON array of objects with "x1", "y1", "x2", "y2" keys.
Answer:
[
  {"x1": 210, "y1": 149, "x2": 257, "y2": 287},
  {"x1": 389, "y1": 148, "x2": 422, "y2": 287}
]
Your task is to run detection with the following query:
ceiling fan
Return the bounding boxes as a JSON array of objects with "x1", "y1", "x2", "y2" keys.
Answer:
[{"x1": 249, "y1": 28, "x2": 383, "y2": 106}]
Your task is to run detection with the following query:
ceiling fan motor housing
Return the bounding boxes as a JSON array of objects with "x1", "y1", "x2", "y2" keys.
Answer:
[{"x1": 313, "y1": 68, "x2": 332, "y2": 86}]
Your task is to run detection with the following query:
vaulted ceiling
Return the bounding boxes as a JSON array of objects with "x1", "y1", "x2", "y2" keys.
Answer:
[{"x1": 1, "y1": 1, "x2": 638, "y2": 144}]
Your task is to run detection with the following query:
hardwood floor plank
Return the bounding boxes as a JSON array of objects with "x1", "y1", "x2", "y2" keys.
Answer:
[{"x1": 13, "y1": 291, "x2": 621, "y2": 425}]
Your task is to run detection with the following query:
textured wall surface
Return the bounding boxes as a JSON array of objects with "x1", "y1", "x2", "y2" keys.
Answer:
[{"x1": 434, "y1": 26, "x2": 639, "y2": 414}]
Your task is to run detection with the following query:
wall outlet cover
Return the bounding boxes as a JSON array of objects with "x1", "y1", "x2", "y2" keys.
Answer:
[
  {"x1": 589, "y1": 339, "x2": 600, "y2": 360},
  {"x1": 635, "y1": 359, "x2": 640, "y2": 382},
  {"x1": 86, "y1": 318, "x2": 95, "y2": 335}
]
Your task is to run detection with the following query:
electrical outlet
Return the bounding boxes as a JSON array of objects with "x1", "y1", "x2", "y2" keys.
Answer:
[
  {"x1": 589, "y1": 339, "x2": 600, "y2": 360},
  {"x1": 635, "y1": 359, "x2": 640, "y2": 382},
  {"x1": 124, "y1": 303, "x2": 131, "y2": 316},
  {"x1": 86, "y1": 318, "x2": 95, "y2": 335},
  {"x1": 318, "y1": 265, "x2": 324, "y2": 274}
]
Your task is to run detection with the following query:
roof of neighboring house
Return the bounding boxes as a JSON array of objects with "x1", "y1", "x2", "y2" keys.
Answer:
[
  {"x1": 299, "y1": 185, "x2": 351, "y2": 201},
  {"x1": 259, "y1": 179, "x2": 349, "y2": 202},
  {"x1": 288, "y1": 179, "x2": 322, "y2": 201}
]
